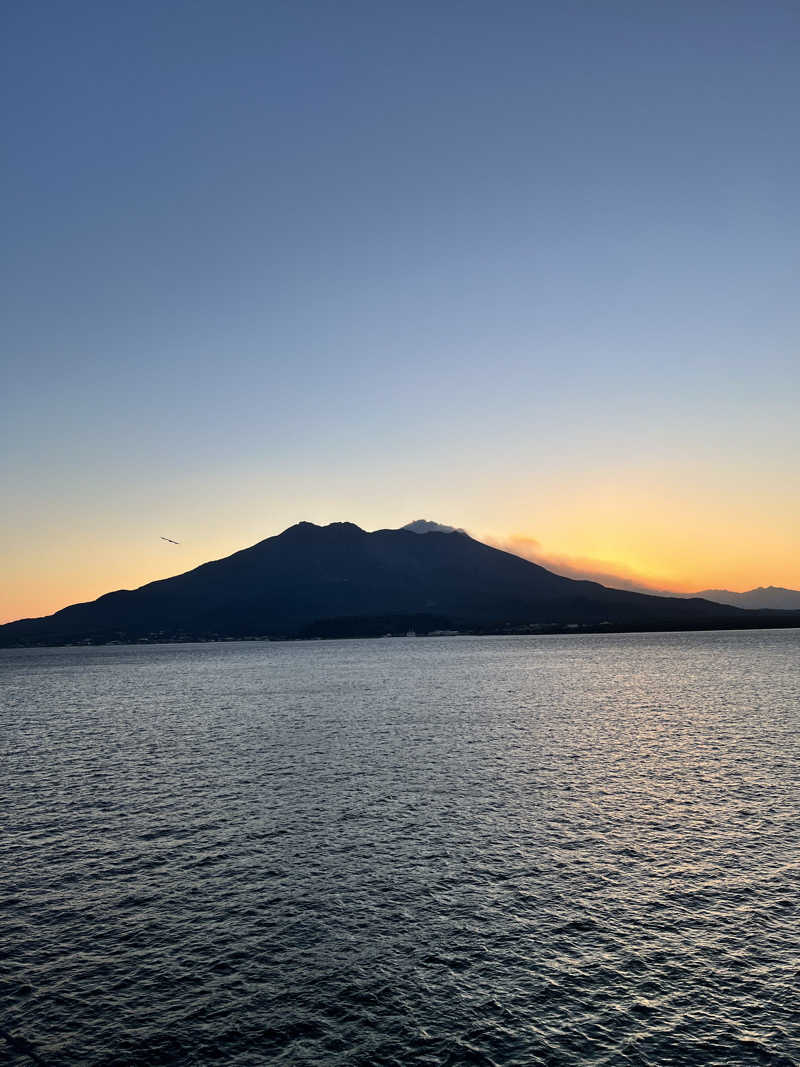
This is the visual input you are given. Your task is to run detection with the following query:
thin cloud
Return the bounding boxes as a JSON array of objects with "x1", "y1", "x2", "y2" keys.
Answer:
[{"x1": 484, "y1": 533, "x2": 683, "y2": 595}]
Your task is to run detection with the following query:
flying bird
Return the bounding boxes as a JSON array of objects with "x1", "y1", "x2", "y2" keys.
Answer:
[{"x1": 160, "y1": 536, "x2": 180, "y2": 544}]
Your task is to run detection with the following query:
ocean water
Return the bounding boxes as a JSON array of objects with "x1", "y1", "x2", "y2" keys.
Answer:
[{"x1": 1, "y1": 630, "x2": 799, "y2": 1066}]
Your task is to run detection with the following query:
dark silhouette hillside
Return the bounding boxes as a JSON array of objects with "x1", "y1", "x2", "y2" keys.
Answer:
[{"x1": 0, "y1": 522, "x2": 788, "y2": 645}]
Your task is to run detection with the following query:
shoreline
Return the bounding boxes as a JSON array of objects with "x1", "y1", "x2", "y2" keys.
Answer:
[{"x1": 3, "y1": 618, "x2": 800, "y2": 649}]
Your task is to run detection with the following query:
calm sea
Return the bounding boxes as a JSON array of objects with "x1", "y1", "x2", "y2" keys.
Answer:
[{"x1": 2, "y1": 631, "x2": 799, "y2": 1066}]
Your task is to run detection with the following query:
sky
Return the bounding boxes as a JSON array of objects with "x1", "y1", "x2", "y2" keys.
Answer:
[{"x1": 3, "y1": 1, "x2": 799, "y2": 623}]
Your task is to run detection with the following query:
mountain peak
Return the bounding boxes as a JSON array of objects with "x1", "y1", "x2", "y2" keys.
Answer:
[
  {"x1": 280, "y1": 521, "x2": 365, "y2": 537},
  {"x1": 402, "y1": 519, "x2": 466, "y2": 535}
]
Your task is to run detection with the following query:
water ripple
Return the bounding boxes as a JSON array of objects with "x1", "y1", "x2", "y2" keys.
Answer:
[{"x1": 1, "y1": 631, "x2": 799, "y2": 1065}]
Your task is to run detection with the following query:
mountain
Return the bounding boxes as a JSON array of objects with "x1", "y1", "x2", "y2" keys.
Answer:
[
  {"x1": 0, "y1": 521, "x2": 792, "y2": 646},
  {"x1": 693, "y1": 586, "x2": 800, "y2": 611}
]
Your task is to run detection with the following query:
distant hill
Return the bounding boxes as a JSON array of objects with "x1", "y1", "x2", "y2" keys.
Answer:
[
  {"x1": 0, "y1": 521, "x2": 793, "y2": 646},
  {"x1": 694, "y1": 586, "x2": 800, "y2": 611}
]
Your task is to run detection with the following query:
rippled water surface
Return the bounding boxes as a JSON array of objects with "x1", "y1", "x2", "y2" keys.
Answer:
[{"x1": 2, "y1": 631, "x2": 799, "y2": 1065}]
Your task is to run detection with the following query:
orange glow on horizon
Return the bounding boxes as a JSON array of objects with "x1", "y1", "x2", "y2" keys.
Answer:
[{"x1": 3, "y1": 513, "x2": 800, "y2": 626}]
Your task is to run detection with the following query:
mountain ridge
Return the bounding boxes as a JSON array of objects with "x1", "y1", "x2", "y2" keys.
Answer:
[{"x1": 692, "y1": 585, "x2": 800, "y2": 611}]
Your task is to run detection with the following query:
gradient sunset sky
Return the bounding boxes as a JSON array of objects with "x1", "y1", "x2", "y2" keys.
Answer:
[{"x1": 3, "y1": 1, "x2": 799, "y2": 623}]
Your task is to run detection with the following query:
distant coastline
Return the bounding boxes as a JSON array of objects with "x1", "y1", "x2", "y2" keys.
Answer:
[{"x1": 4, "y1": 617, "x2": 800, "y2": 649}]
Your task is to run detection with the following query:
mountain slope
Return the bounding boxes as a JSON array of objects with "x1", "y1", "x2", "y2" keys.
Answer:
[{"x1": 0, "y1": 521, "x2": 774, "y2": 645}]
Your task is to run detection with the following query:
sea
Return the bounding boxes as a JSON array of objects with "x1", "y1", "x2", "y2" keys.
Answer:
[{"x1": 1, "y1": 630, "x2": 798, "y2": 1066}]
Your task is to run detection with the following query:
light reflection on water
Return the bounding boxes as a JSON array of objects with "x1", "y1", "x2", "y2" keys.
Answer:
[{"x1": 2, "y1": 630, "x2": 799, "y2": 1065}]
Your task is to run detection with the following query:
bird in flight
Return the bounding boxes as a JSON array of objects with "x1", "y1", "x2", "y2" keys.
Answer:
[{"x1": 160, "y1": 536, "x2": 180, "y2": 544}]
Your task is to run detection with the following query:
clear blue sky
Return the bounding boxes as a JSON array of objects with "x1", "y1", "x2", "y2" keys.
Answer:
[{"x1": 3, "y1": 1, "x2": 799, "y2": 620}]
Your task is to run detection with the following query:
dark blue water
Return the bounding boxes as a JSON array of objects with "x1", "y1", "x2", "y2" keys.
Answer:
[{"x1": 2, "y1": 631, "x2": 799, "y2": 1065}]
